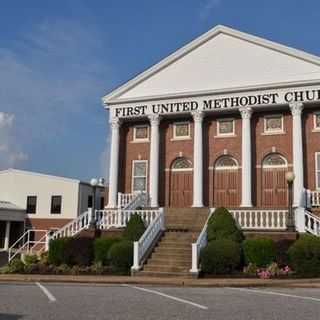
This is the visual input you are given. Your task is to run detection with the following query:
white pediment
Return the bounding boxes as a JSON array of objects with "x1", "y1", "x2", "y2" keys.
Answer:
[{"x1": 103, "y1": 25, "x2": 320, "y2": 104}]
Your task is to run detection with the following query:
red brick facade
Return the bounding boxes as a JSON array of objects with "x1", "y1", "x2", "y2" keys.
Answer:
[{"x1": 118, "y1": 107, "x2": 320, "y2": 208}]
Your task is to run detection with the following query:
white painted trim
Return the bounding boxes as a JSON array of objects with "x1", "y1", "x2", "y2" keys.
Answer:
[
  {"x1": 172, "y1": 121, "x2": 191, "y2": 140},
  {"x1": 133, "y1": 125, "x2": 149, "y2": 142},
  {"x1": 315, "y1": 152, "x2": 320, "y2": 190},
  {"x1": 216, "y1": 118, "x2": 235, "y2": 137},
  {"x1": 131, "y1": 160, "x2": 148, "y2": 193},
  {"x1": 262, "y1": 153, "x2": 288, "y2": 168},
  {"x1": 313, "y1": 111, "x2": 320, "y2": 131},
  {"x1": 103, "y1": 24, "x2": 320, "y2": 105},
  {"x1": 215, "y1": 155, "x2": 239, "y2": 170},
  {"x1": 171, "y1": 167, "x2": 193, "y2": 172},
  {"x1": 263, "y1": 114, "x2": 284, "y2": 134}
]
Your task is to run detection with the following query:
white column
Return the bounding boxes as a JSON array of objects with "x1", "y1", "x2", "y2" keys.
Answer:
[
  {"x1": 4, "y1": 221, "x2": 11, "y2": 250},
  {"x1": 192, "y1": 110, "x2": 204, "y2": 207},
  {"x1": 149, "y1": 115, "x2": 160, "y2": 207},
  {"x1": 107, "y1": 117, "x2": 121, "y2": 208},
  {"x1": 290, "y1": 102, "x2": 304, "y2": 207},
  {"x1": 239, "y1": 107, "x2": 253, "y2": 207}
]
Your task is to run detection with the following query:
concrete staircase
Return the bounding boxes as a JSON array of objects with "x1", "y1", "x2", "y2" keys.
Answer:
[{"x1": 136, "y1": 208, "x2": 209, "y2": 277}]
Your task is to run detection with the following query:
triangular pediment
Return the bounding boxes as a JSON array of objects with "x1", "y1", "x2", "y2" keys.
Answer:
[{"x1": 103, "y1": 25, "x2": 320, "y2": 104}]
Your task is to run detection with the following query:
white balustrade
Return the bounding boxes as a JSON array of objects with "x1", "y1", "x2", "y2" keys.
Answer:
[
  {"x1": 310, "y1": 191, "x2": 320, "y2": 207},
  {"x1": 117, "y1": 191, "x2": 149, "y2": 209},
  {"x1": 304, "y1": 210, "x2": 320, "y2": 236},
  {"x1": 132, "y1": 208, "x2": 164, "y2": 271},
  {"x1": 190, "y1": 210, "x2": 213, "y2": 275},
  {"x1": 230, "y1": 209, "x2": 288, "y2": 230}
]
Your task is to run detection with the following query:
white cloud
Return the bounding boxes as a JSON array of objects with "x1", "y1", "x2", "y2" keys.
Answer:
[
  {"x1": 0, "y1": 18, "x2": 111, "y2": 179},
  {"x1": 0, "y1": 112, "x2": 28, "y2": 169},
  {"x1": 199, "y1": 0, "x2": 222, "y2": 20}
]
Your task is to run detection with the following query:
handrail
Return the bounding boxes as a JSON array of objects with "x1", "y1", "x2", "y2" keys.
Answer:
[
  {"x1": 190, "y1": 210, "x2": 213, "y2": 275},
  {"x1": 305, "y1": 210, "x2": 320, "y2": 236},
  {"x1": 132, "y1": 208, "x2": 164, "y2": 271}
]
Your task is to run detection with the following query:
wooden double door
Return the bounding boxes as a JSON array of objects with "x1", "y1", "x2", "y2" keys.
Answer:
[
  {"x1": 261, "y1": 168, "x2": 287, "y2": 207},
  {"x1": 213, "y1": 169, "x2": 240, "y2": 207},
  {"x1": 169, "y1": 171, "x2": 193, "y2": 207}
]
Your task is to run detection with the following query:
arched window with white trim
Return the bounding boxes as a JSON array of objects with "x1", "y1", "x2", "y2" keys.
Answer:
[
  {"x1": 262, "y1": 153, "x2": 287, "y2": 168},
  {"x1": 215, "y1": 155, "x2": 238, "y2": 170},
  {"x1": 171, "y1": 157, "x2": 192, "y2": 171}
]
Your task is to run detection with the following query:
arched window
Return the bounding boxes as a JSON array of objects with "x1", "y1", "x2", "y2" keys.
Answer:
[
  {"x1": 262, "y1": 153, "x2": 287, "y2": 168},
  {"x1": 171, "y1": 157, "x2": 192, "y2": 171},
  {"x1": 215, "y1": 155, "x2": 238, "y2": 170}
]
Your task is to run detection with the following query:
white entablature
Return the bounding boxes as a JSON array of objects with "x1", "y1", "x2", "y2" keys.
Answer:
[{"x1": 103, "y1": 25, "x2": 320, "y2": 108}]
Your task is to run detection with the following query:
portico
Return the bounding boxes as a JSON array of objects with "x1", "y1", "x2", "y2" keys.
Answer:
[{"x1": 104, "y1": 25, "x2": 320, "y2": 211}]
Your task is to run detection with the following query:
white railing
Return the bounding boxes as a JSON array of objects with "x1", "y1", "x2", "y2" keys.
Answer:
[
  {"x1": 97, "y1": 208, "x2": 160, "y2": 229},
  {"x1": 8, "y1": 229, "x2": 48, "y2": 263},
  {"x1": 132, "y1": 208, "x2": 164, "y2": 271},
  {"x1": 190, "y1": 210, "x2": 213, "y2": 275},
  {"x1": 117, "y1": 191, "x2": 149, "y2": 209},
  {"x1": 51, "y1": 209, "x2": 94, "y2": 239},
  {"x1": 310, "y1": 191, "x2": 320, "y2": 207},
  {"x1": 305, "y1": 210, "x2": 320, "y2": 236},
  {"x1": 230, "y1": 209, "x2": 288, "y2": 230}
]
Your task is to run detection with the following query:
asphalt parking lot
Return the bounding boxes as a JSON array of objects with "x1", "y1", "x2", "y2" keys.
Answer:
[{"x1": 1, "y1": 282, "x2": 320, "y2": 320}]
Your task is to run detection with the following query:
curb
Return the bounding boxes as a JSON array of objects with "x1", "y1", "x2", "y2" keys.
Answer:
[{"x1": 1, "y1": 275, "x2": 320, "y2": 288}]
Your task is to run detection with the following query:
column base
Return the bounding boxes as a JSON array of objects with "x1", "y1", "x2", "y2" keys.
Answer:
[{"x1": 240, "y1": 203, "x2": 253, "y2": 208}]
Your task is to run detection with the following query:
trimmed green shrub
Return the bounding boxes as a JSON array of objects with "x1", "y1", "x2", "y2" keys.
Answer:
[
  {"x1": 200, "y1": 239, "x2": 241, "y2": 274},
  {"x1": 24, "y1": 254, "x2": 38, "y2": 266},
  {"x1": 123, "y1": 214, "x2": 146, "y2": 241},
  {"x1": 8, "y1": 258, "x2": 25, "y2": 273},
  {"x1": 275, "y1": 239, "x2": 295, "y2": 267},
  {"x1": 108, "y1": 240, "x2": 133, "y2": 274},
  {"x1": 94, "y1": 237, "x2": 121, "y2": 265},
  {"x1": 64, "y1": 237, "x2": 94, "y2": 266},
  {"x1": 288, "y1": 235, "x2": 320, "y2": 276},
  {"x1": 207, "y1": 207, "x2": 243, "y2": 243},
  {"x1": 48, "y1": 238, "x2": 70, "y2": 266},
  {"x1": 242, "y1": 238, "x2": 276, "y2": 267}
]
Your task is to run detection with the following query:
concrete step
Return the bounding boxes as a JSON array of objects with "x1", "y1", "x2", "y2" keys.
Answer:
[
  {"x1": 134, "y1": 270, "x2": 192, "y2": 278},
  {"x1": 157, "y1": 242, "x2": 190, "y2": 249},
  {"x1": 143, "y1": 265, "x2": 189, "y2": 273},
  {"x1": 153, "y1": 246, "x2": 191, "y2": 255},
  {"x1": 147, "y1": 258, "x2": 191, "y2": 267},
  {"x1": 150, "y1": 252, "x2": 192, "y2": 260},
  {"x1": 160, "y1": 238, "x2": 193, "y2": 245}
]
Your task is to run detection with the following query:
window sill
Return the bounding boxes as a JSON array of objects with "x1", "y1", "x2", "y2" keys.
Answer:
[
  {"x1": 312, "y1": 129, "x2": 320, "y2": 133},
  {"x1": 170, "y1": 137, "x2": 192, "y2": 141},
  {"x1": 131, "y1": 140, "x2": 150, "y2": 143},
  {"x1": 214, "y1": 134, "x2": 237, "y2": 139},
  {"x1": 261, "y1": 131, "x2": 286, "y2": 136}
]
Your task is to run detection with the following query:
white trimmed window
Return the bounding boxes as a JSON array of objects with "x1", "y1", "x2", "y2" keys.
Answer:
[
  {"x1": 315, "y1": 152, "x2": 320, "y2": 190},
  {"x1": 173, "y1": 122, "x2": 190, "y2": 139},
  {"x1": 133, "y1": 125, "x2": 149, "y2": 142},
  {"x1": 132, "y1": 160, "x2": 148, "y2": 192},
  {"x1": 263, "y1": 115, "x2": 284, "y2": 134},
  {"x1": 217, "y1": 118, "x2": 235, "y2": 136},
  {"x1": 313, "y1": 112, "x2": 320, "y2": 131}
]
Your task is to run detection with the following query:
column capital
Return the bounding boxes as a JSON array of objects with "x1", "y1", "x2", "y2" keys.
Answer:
[
  {"x1": 110, "y1": 117, "x2": 121, "y2": 130},
  {"x1": 191, "y1": 110, "x2": 204, "y2": 123},
  {"x1": 148, "y1": 114, "x2": 161, "y2": 126},
  {"x1": 239, "y1": 107, "x2": 253, "y2": 119},
  {"x1": 289, "y1": 102, "x2": 304, "y2": 116}
]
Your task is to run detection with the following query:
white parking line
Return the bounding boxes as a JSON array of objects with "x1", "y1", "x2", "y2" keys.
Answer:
[
  {"x1": 227, "y1": 287, "x2": 320, "y2": 303},
  {"x1": 36, "y1": 282, "x2": 56, "y2": 303},
  {"x1": 123, "y1": 284, "x2": 208, "y2": 310}
]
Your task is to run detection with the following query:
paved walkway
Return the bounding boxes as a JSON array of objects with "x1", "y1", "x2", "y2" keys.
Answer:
[{"x1": 1, "y1": 274, "x2": 320, "y2": 287}]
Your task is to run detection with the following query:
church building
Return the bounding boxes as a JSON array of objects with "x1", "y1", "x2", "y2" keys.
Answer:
[{"x1": 103, "y1": 25, "x2": 320, "y2": 212}]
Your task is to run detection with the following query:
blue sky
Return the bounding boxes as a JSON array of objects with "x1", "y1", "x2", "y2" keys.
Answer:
[{"x1": 0, "y1": 0, "x2": 320, "y2": 182}]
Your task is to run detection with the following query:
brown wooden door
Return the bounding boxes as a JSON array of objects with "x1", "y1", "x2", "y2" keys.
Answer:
[
  {"x1": 214, "y1": 169, "x2": 240, "y2": 207},
  {"x1": 262, "y1": 168, "x2": 287, "y2": 207},
  {"x1": 170, "y1": 171, "x2": 193, "y2": 207}
]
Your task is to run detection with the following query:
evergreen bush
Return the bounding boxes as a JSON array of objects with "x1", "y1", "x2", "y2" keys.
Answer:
[
  {"x1": 123, "y1": 214, "x2": 146, "y2": 241},
  {"x1": 48, "y1": 238, "x2": 70, "y2": 266},
  {"x1": 64, "y1": 237, "x2": 94, "y2": 266},
  {"x1": 108, "y1": 240, "x2": 133, "y2": 274},
  {"x1": 207, "y1": 207, "x2": 243, "y2": 243},
  {"x1": 94, "y1": 237, "x2": 122, "y2": 265}
]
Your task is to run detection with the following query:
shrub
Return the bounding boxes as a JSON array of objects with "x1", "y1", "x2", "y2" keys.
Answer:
[
  {"x1": 207, "y1": 207, "x2": 243, "y2": 243},
  {"x1": 275, "y1": 239, "x2": 295, "y2": 267},
  {"x1": 64, "y1": 237, "x2": 94, "y2": 266},
  {"x1": 108, "y1": 240, "x2": 133, "y2": 274},
  {"x1": 123, "y1": 214, "x2": 146, "y2": 241},
  {"x1": 24, "y1": 263, "x2": 39, "y2": 274},
  {"x1": 288, "y1": 235, "x2": 320, "y2": 276},
  {"x1": 94, "y1": 237, "x2": 121, "y2": 265},
  {"x1": 242, "y1": 238, "x2": 276, "y2": 267},
  {"x1": 24, "y1": 254, "x2": 38, "y2": 266},
  {"x1": 243, "y1": 263, "x2": 258, "y2": 275},
  {"x1": 48, "y1": 238, "x2": 70, "y2": 266},
  {"x1": 54, "y1": 264, "x2": 71, "y2": 274},
  {"x1": 200, "y1": 239, "x2": 241, "y2": 274},
  {"x1": 8, "y1": 258, "x2": 25, "y2": 273}
]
